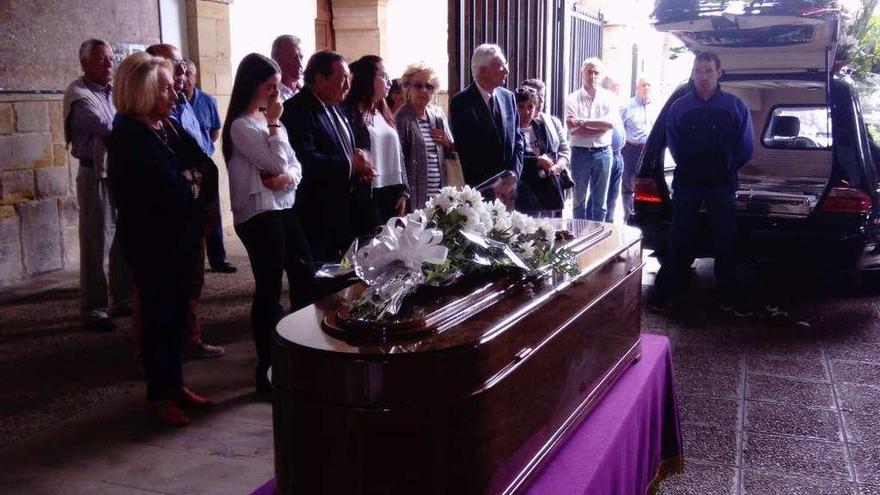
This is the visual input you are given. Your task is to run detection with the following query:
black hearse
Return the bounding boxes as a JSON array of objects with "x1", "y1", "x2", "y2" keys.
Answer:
[{"x1": 631, "y1": 1, "x2": 880, "y2": 279}]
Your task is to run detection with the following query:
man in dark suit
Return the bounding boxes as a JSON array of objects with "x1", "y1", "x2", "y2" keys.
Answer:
[
  {"x1": 281, "y1": 50, "x2": 375, "y2": 264},
  {"x1": 450, "y1": 43, "x2": 523, "y2": 202}
]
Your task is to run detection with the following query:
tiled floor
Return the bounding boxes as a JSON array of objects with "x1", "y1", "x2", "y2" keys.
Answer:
[
  {"x1": 2, "y1": 239, "x2": 880, "y2": 494},
  {"x1": 649, "y1": 258, "x2": 880, "y2": 495}
]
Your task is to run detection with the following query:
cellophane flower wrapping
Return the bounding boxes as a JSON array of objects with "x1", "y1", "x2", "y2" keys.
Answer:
[{"x1": 349, "y1": 186, "x2": 577, "y2": 322}]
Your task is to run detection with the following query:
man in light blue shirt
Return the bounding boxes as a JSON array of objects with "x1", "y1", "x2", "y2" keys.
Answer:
[
  {"x1": 183, "y1": 60, "x2": 222, "y2": 156},
  {"x1": 182, "y1": 59, "x2": 236, "y2": 274},
  {"x1": 621, "y1": 77, "x2": 658, "y2": 220}
]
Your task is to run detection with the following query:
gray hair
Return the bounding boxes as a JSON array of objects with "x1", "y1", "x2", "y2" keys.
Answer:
[
  {"x1": 79, "y1": 38, "x2": 111, "y2": 63},
  {"x1": 183, "y1": 58, "x2": 197, "y2": 72},
  {"x1": 271, "y1": 35, "x2": 301, "y2": 62},
  {"x1": 580, "y1": 57, "x2": 604, "y2": 74},
  {"x1": 470, "y1": 43, "x2": 505, "y2": 78},
  {"x1": 522, "y1": 78, "x2": 546, "y2": 92}
]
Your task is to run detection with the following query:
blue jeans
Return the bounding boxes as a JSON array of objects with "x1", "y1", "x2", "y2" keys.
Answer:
[
  {"x1": 655, "y1": 188, "x2": 739, "y2": 300},
  {"x1": 605, "y1": 151, "x2": 623, "y2": 222},
  {"x1": 571, "y1": 146, "x2": 612, "y2": 221}
]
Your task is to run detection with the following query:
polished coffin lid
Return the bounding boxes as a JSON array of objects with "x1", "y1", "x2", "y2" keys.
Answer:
[{"x1": 273, "y1": 219, "x2": 644, "y2": 407}]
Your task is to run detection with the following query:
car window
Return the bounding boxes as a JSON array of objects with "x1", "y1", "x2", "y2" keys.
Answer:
[
  {"x1": 762, "y1": 106, "x2": 832, "y2": 150},
  {"x1": 854, "y1": 75, "x2": 880, "y2": 143}
]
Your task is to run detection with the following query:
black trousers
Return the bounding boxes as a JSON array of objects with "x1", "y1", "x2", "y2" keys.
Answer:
[
  {"x1": 235, "y1": 208, "x2": 317, "y2": 373},
  {"x1": 205, "y1": 219, "x2": 227, "y2": 265},
  {"x1": 127, "y1": 248, "x2": 196, "y2": 402}
]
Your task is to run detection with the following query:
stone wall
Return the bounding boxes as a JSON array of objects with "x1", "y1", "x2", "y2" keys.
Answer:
[
  {"x1": 0, "y1": 94, "x2": 78, "y2": 284},
  {"x1": 0, "y1": 0, "x2": 233, "y2": 287}
]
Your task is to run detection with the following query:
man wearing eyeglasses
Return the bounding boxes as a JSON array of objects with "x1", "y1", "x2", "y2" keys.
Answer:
[
  {"x1": 63, "y1": 38, "x2": 133, "y2": 332},
  {"x1": 145, "y1": 45, "x2": 213, "y2": 156},
  {"x1": 144, "y1": 44, "x2": 225, "y2": 359}
]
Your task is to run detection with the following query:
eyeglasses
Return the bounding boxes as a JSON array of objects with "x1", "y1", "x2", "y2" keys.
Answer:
[{"x1": 410, "y1": 82, "x2": 435, "y2": 91}]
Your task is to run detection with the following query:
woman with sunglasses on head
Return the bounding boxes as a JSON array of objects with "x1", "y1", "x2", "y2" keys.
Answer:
[
  {"x1": 222, "y1": 53, "x2": 316, "y2": 395},
  {"x1": 342, "y1": 55, "x2": 409, "y2": 233},
  {"x1": 395, "y1": 62, "x2": 455, "y2": 209}
]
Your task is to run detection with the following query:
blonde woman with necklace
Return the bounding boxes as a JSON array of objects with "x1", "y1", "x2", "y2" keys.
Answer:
[{"x1": 107, "y1": 52, "x2": 218, "y2": 427}]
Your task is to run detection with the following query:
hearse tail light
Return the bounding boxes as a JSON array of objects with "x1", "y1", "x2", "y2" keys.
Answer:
[
  {"x1": 634, "y1": 178, "x2": 662, "y2": 204},
  {"x1": 819, "y1": 187, "x2": 872, "y2": 215}
]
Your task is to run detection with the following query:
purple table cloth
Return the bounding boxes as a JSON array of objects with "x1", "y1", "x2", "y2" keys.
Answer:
[
  {"x1": 525, "y1": 332, "x2": 682, "y2": 495},
  {"x1": 253, "y1": 333, "x2": 681, "y2": 495}
]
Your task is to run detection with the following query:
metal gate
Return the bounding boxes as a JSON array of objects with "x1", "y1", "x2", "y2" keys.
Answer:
[
  {"x1": 449, "y1": 0, "x2": 603, "y2": 118},
  {"x1": 449, "y1": 0, "x2": 549, "y2": 95},
  {"x1": 550, "y1": 3, "x2": 603, "y2": 117}
]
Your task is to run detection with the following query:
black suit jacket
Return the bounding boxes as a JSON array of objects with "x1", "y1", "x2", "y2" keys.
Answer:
[
  {"x1": 281, "y1": 87, "x2": 356, "y2": 263},
  {"x1": 449, "y1": 83, "x2": 523, "y2": 188},
  {"x1": 107, "y1": 114, "x2": 216, "y2": 298}
]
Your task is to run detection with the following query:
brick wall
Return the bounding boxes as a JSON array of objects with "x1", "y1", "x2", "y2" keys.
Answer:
[{"x1": 0, "y1": 94, "x2": 78, "y2": 285}]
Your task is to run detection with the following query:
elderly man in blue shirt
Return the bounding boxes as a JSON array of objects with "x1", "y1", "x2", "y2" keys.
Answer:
[
  {"x1": 651, "y1": 51, "x2": 755, "y2": 315},
  {"x1": 182, "y1": 59, "x2": 237, "y2": 274},
  {"x1": 621, "y1": 77, "x2": 658, "y2": 221}
]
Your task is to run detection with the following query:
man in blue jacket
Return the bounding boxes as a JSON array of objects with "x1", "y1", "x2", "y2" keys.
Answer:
[{"x1": 652, "y1": 51, "x2": 754, "y2": 315}]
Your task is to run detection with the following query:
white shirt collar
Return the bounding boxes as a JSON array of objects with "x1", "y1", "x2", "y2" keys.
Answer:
[{"x1": 475, "y1": 81, "x2": 495, "y2": 105}]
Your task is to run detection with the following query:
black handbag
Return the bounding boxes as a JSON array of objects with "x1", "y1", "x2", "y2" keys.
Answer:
[{"x1": 558, "y1": 168, "x2": 575, "y2": 190}]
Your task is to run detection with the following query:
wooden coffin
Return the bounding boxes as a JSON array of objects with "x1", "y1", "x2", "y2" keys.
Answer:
[{"x1": 272, "y1": 220, "x2": 644, "y2": 494}]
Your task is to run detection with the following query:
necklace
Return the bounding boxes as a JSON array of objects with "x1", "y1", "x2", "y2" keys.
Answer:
[{"x1": 151, "y1": 122, "x2": 176, "y2": 155}]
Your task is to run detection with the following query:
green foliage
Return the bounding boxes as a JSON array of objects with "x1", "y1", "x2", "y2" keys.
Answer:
[
  {"x1": 667, "y1": 45, "x2": 689, "y2": 61},
  {"x1": 852, "y1": 14, "x2": 880, "y2": 76}
]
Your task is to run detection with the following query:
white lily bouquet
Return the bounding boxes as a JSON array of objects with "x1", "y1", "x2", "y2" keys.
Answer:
[{"x1": 348, "y1": 186, "x2": 578, "y2": 322}]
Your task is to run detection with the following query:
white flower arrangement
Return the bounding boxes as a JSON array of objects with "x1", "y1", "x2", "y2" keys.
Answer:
[
  {"x1": 349, "y1": 186, "x2": 577, "y2": 322},
  {"x1": 411, "y1": 185, "x2": 572, "y2": 273}
]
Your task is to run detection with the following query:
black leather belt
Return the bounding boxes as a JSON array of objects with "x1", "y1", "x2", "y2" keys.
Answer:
[{"x1": 577, "y1": 146, "x2": 609, "y2": 152}]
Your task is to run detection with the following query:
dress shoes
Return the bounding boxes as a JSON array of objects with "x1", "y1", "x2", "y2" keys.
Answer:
[
  {"x1": 174, "y1": 387, "x2": 214, "y2": 408},
  {"x1": 83, "y1": 313, "x2": 116, "y2": 333},
  {"x1": 210, "y1": 259, "x2": 238, "y2": 273},
  {"x1": 110, "y1": 301, "x2": 133, "y2": 317},
  {"x1": 146, "y1": 401, "x2": 190, "y2": 427},
  {"x1": 182, "y1": 340, "x2": 225, "y2": 360}
]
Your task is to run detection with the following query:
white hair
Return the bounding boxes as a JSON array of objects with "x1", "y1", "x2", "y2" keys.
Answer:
[
  {"x1": 271, "y1": 35, "x2": 301, "y2": 62},
  {"x1": 580, "y1": 57, "x2": 604, "y2": 74},
  {"x1": 470, "y1": 43, "x2": 505, "y2": 79},
  {"x1": 79, "y1": 38, "x2": 111, "y2": 64}
]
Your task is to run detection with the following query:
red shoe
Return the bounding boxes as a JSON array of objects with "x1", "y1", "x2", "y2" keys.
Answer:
[
  {"x1": 146, "y1": 401, "x2": 190, "y2": 427},
  {"x1": 174, "y1": 387, "x2": 214, "y2": 408}
]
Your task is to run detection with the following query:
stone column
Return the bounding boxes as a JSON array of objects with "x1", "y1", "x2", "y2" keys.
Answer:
[
  {"x1": 186, "y1": 0, "x2": 234, "y2": 224},
  {"x1": 331, "y1": 0, "x2": 388, "y2": 61},
  {"x1": 185, "y1": 0, "x2": 233, "y2": 112}
]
